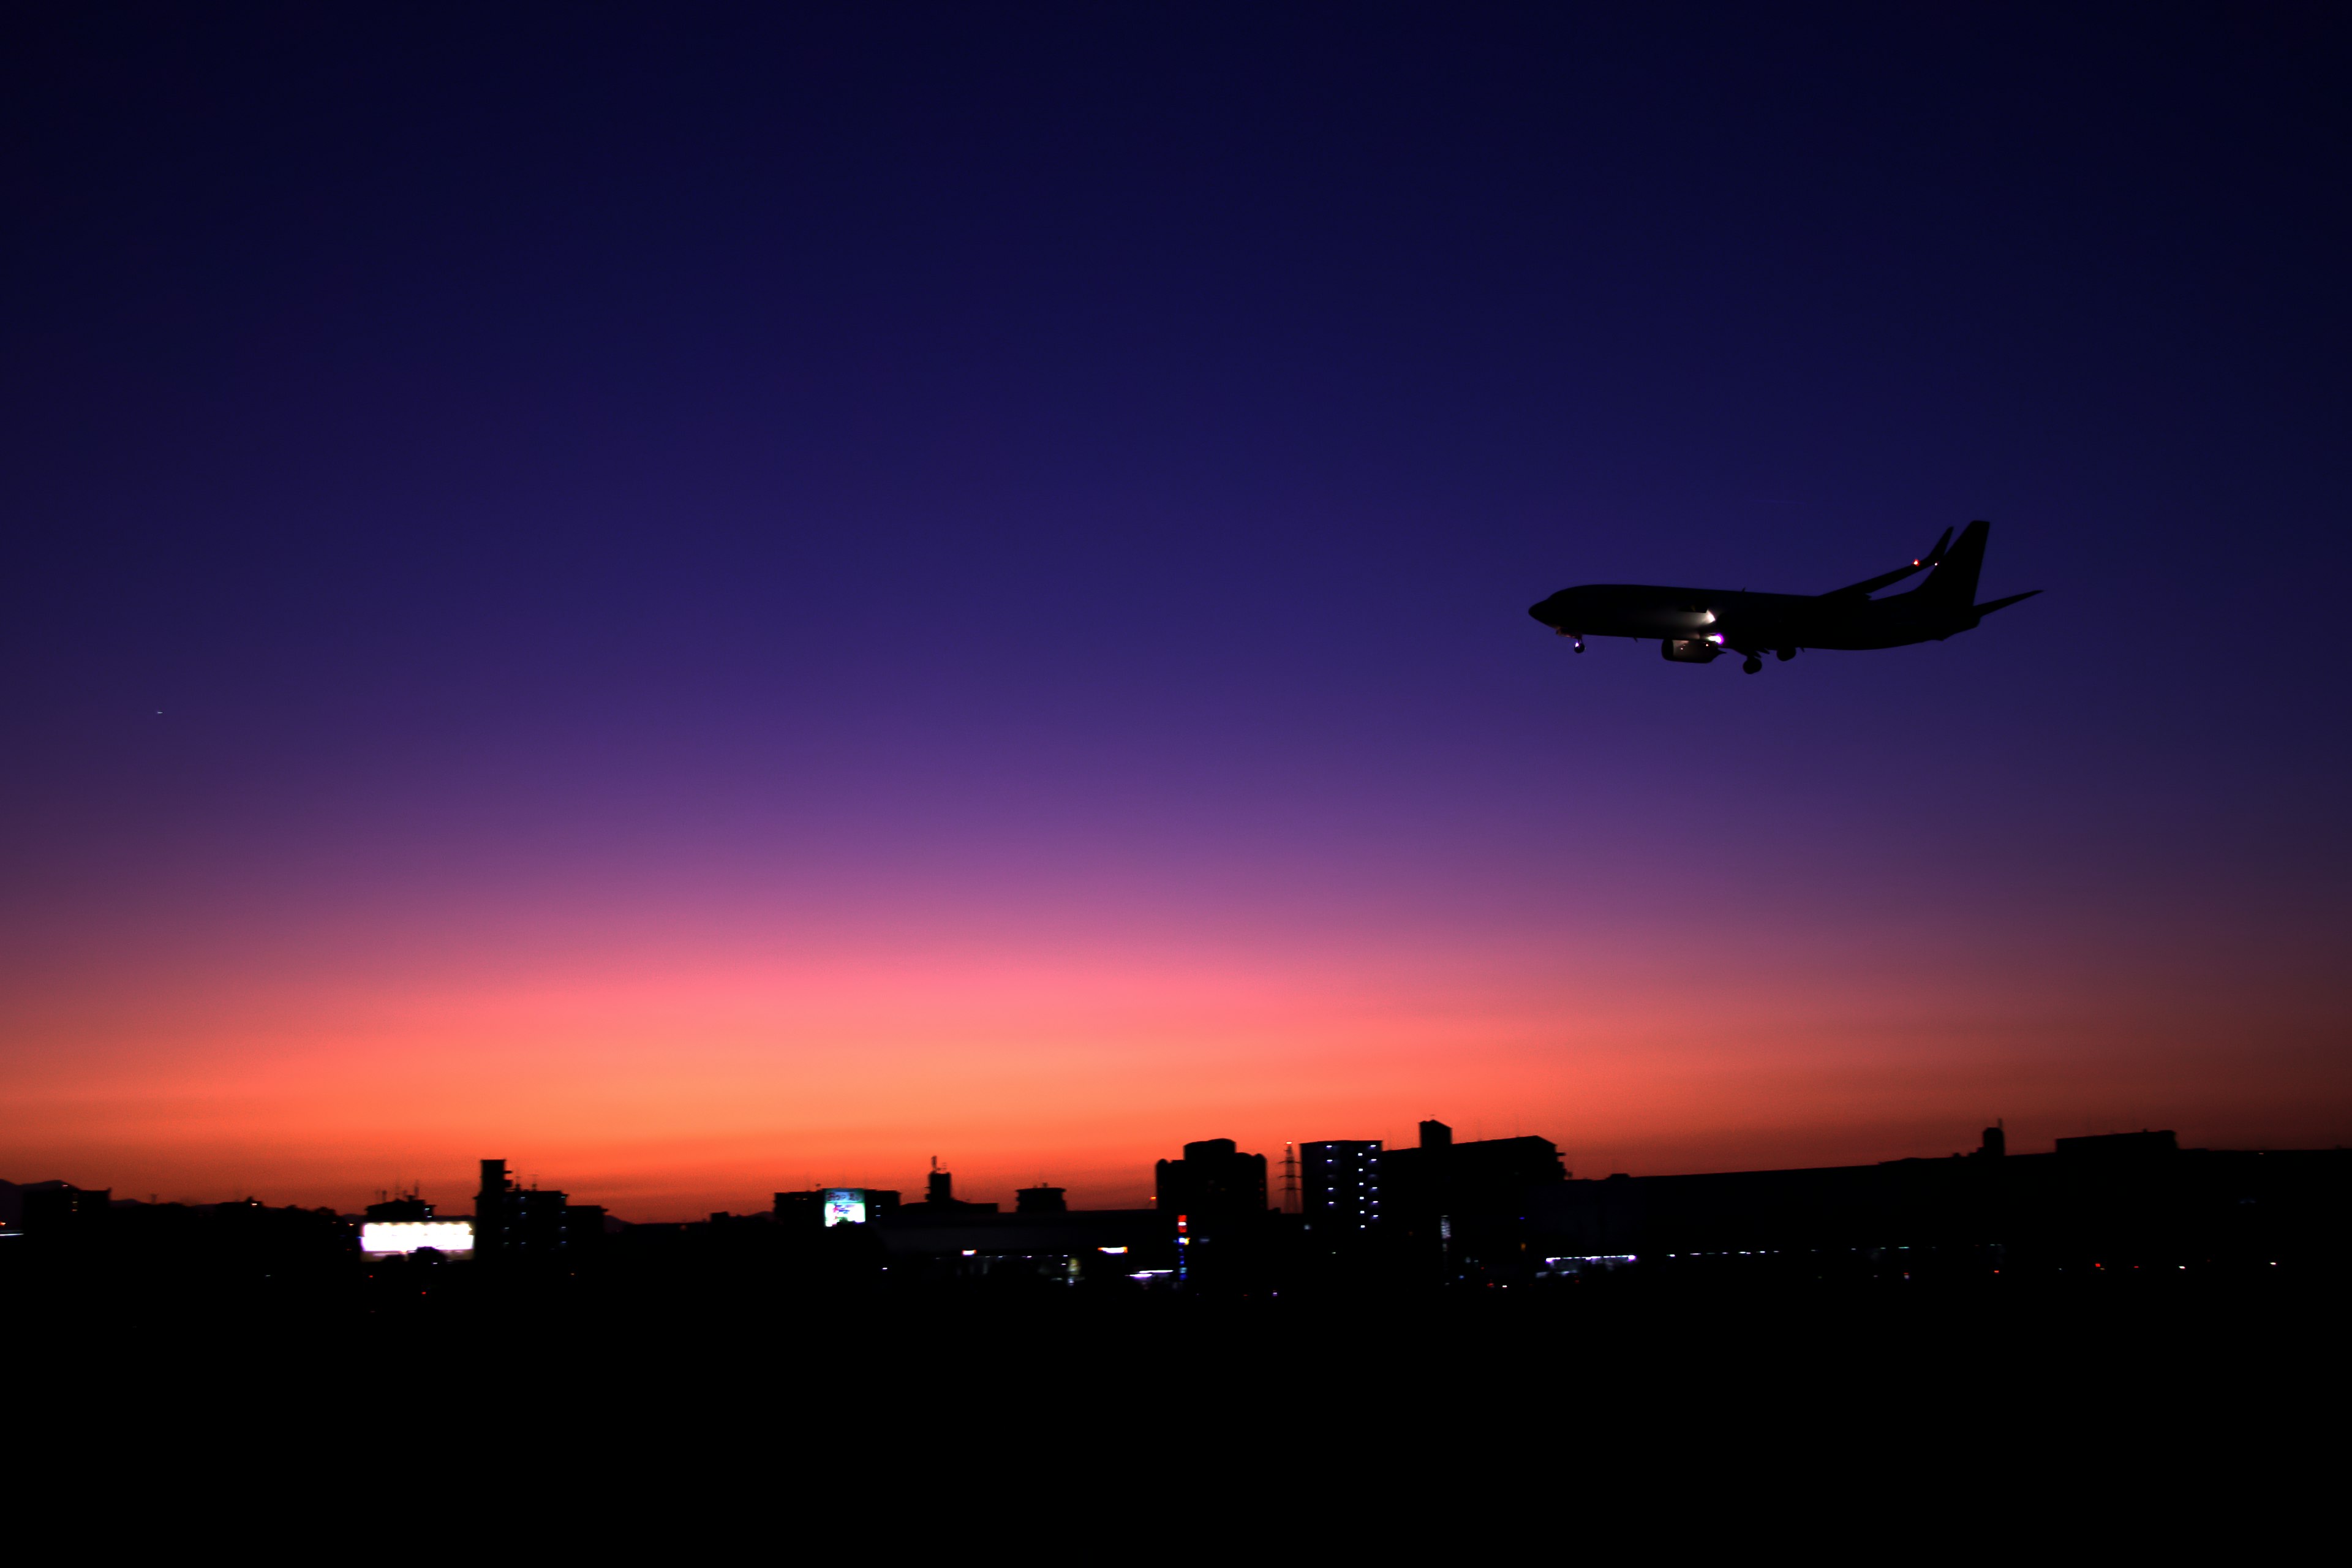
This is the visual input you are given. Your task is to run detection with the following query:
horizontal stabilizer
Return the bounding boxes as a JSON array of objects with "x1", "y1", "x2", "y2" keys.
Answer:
[{"x1": 1973, "y1": 589, "x2": 2041, "y2": 617}]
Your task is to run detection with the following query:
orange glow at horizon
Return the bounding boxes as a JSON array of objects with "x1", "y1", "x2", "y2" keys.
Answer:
[{"x1": 9, "y1": 906, "x2": 2343, "y2": 1219}]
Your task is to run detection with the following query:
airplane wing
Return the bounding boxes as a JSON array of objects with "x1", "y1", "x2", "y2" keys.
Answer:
[{"x1": 1820, "y1": 527, "x2": 1954, "y2": 600}]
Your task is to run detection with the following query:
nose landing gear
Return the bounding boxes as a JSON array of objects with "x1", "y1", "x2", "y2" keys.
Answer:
[{"x1": 1572, "y1": 637, "x2": 1585, "y2": 653}]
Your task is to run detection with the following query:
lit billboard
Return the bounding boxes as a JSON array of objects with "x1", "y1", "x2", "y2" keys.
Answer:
[
  {"x1": 820, "y1": 1189, "x2": 866, "y2": 1227},
  {"x1": 360, "y1": 1220, "x2": 475, "y2": 1257}
]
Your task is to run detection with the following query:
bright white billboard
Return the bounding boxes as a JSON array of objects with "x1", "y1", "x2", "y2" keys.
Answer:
[{"x1": 360, "y1": 1220, "x2": 475, "y2": 1257}]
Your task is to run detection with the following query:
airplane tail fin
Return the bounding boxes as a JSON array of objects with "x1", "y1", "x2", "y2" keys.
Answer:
[{"x1": 1919, "y1": 519, "x2": 1990, "y2": 608}]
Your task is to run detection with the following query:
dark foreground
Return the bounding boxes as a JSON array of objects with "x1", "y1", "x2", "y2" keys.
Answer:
[
  {"x1": 10, "y1": 1264, "x2": 2340, "y2": 1553},
  {"x1": 12, "y1": 1260, "x2": 2343, "y2": 1444}
]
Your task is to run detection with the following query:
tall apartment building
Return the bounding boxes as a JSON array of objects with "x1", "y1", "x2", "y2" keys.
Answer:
[{"x1": 1299, "y1": 1140, "x2": 1382, "y2": 1231}]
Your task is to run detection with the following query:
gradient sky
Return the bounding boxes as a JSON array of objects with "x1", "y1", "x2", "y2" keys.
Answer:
[{"x1": 5, "y1": 6, "x2": 2347, "y2": 1218}]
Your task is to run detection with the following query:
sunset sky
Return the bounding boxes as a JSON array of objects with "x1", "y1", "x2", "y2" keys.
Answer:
[{"x1": 5, "y1": 7, "x2": 2347, "y2": 1217}]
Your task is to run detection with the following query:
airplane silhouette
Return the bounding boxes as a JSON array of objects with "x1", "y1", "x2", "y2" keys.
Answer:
[{"x1": 1527, "y1": 521, "x2": 2038, "y2": 674}]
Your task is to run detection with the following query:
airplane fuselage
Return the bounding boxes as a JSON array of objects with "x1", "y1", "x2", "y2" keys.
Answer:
[
  {"x1": 1526, "y1": 520, "x2": 2036, "y2": 668},
  {"x1": 1528, "y1": 582, "x2": 1985, "y2": 653}
]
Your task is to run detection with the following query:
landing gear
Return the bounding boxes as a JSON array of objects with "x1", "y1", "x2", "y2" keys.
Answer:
[
  {"x1": 1572, "y1": 638, "x2": 1585, "y2": 653},
  {"x1": 1776, "y1": 647, "x2": 1796, "y2": 662},
  {"x1": 1742, "y1": 655, "x2": 1763, "y2": 674}
]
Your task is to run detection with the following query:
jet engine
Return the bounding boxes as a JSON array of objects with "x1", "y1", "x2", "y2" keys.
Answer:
[{"x1": 1660, "y1": 638, "x2": 1722, "y2": 663}]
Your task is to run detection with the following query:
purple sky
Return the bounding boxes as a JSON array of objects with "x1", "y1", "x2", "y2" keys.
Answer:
[{"x1": 4, "y1": 7, "x2": 2347, "y2": 1216}]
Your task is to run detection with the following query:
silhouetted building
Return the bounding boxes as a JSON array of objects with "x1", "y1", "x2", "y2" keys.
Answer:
[
  {"x1": 1155, "y1": 1139, "x2": 1268, "y2": 1219},
  {"x1": 907, "y1": 1159, "x2": 998, "y2": 1215},
  {"x1": 366, "y1": 1192, "x2": 434, "y2": 1221},
  {"x1": 473, "y1": 1159, "x2": 603, "y2": 1261},
  {"x1": 1300, "y1": 1140, "x2": 1382, "y2": 1231},
  {"x1": 1381, "y1": 1121, "x2": 1567, "y2": 1281},
  {"x1": 1151, "y1": 1139, "x2": 1273, "y2": 1289},
  {"x1": 202, "y1": 1196, "x2": 357, "y2": 1270},
  {"x1": 1519, "y1": 1126, "x2": 2352, "y2": 1277},
  {"x1": 1016, "y1": 1185, "x2": 1067, "y2": 1214},
  {"x1": 1382, "y1": 1122, "x2": 1564, "y2": 1217}
]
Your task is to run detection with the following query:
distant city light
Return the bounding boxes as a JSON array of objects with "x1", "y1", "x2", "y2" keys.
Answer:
[
  {"x1": 360, "y1": 1220, "x2": 474, "y2": 1256},
  {"x1": 1540, "y1": 1253, "x2": 1637, "y2": 1274}
]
